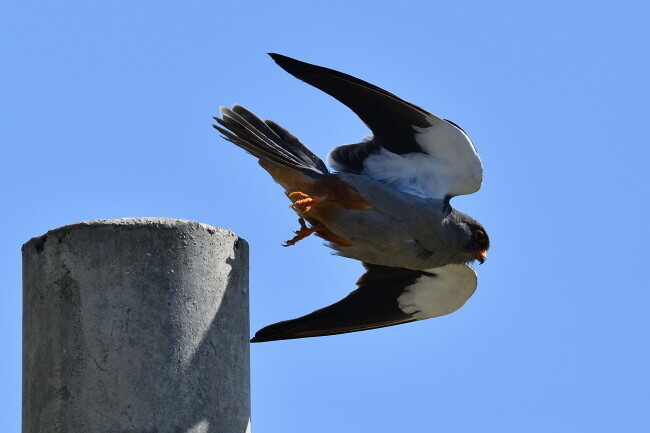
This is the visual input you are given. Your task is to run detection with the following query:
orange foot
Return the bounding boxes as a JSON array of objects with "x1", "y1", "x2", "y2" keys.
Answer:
[
  {"x1": 288, "y1": 191, "x2": 328, "y2": 213},
  {"x1": 282, "y1": 218, "x2": 321, "y2": 247}
]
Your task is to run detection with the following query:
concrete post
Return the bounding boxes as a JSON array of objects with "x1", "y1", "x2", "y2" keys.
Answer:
[{"x1": 22, "y1": 218, "x2": 250, "y2": 433}]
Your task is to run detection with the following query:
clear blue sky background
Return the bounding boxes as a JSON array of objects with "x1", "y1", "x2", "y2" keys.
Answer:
[{"x1": 2, "y1": 2, "x2": 649, "y2": 432}]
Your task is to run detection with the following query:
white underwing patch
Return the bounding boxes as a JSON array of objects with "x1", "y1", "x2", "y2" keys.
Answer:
[
  {"x1": 361, "y1": 115, "x2": 483, "y2": 200},
  {"x1": 397, "y1": 263, "x2": 477, "y2": 319}
]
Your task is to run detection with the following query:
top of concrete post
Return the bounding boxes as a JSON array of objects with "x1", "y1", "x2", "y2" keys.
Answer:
[{"x1": 23, "y1": 217, "x2": 241, "y2": 251}]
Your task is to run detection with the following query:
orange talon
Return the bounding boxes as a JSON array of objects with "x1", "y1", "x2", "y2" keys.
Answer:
[
  {"x1": 282, "y1": 218, "x2": 321, "y2": 247},
  {"x1": 288, "y1": 191, "x2": 310, "y2": 200},
  {"x1": 288, "y1": 191, "x2": 328, "y2": 213}
]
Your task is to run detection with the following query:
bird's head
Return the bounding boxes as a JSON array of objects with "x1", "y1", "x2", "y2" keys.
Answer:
[
  {"x1": 443, "y1": 210, "x2": 490, "y2": 265},
  {"x1": 464, "y1": 220, "x2": 489, "y2": 264}
]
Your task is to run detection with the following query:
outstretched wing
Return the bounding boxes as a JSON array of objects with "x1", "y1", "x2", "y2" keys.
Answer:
[
  {"x1": 251, "y1": 263, "x2": 477, "y2": 342},
  {"x1": 269, "y1": 53, "x2": 483, "y2": 201}
]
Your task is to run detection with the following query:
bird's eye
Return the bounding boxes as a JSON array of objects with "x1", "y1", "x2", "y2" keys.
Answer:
[{"x1": 474, "y1": 230, "x2": 487, "y2": 243}]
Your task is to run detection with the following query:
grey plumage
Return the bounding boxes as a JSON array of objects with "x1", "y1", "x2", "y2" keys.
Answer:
[{"x1": 214, "y1": 54, "x2": 490, "y2": 342}]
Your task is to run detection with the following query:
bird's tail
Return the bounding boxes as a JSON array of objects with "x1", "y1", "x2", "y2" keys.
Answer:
[
  {"x1": 213, "y1": 105, "x2": 352, "y2": 248},
  {"x1": 213, "y1": 105, "x2": 328, "y2": 177}
]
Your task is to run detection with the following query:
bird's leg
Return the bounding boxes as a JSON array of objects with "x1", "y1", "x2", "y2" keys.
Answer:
[
  {"x1": 282, "y1": 218, "x2": 322, "y2": 247},
  {"x1": 288, "y1": 191, "x2": 329, "y2": 213}
]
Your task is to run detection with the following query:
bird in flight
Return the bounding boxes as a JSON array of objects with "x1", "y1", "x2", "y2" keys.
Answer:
[{"x1": 213, "y1": 54, "x2": 489, "y2": 342}]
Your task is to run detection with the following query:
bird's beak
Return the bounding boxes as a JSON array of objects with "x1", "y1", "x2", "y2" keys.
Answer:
[{"x1": 475, "y1": 248, "x2": 487, "y2": 264}]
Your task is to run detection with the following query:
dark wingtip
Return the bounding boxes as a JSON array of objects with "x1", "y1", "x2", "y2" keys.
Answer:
[
  {"x1": 267, "y1": 53, "x2": 282, "y2": 64},
  {"x1": 268, "y1": 53, "x2": 304, "y2": 71},
  {"x1": 249, "y1": 324, "x2": 294, "y2": 343},
  {"x1": 250, "y1": 332, "x2": 289, "y2": 343}
]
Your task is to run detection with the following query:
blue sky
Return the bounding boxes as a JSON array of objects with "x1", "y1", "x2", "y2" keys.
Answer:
[{"x1": 2, "y1": 2, "x2": 649, "y2": 431}]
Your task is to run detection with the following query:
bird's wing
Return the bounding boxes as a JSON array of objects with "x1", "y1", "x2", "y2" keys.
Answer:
[
  {"x1": 251, "y1": 263, "x2": 477, "y2": 342},
  {"x1": 269, "y1": 53, "x2": 482, "y2": 201}
]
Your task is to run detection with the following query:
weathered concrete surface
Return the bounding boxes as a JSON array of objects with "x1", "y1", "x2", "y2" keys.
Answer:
[{"x1": 23, "y1": 218, "x2": 250, "y2": 433}]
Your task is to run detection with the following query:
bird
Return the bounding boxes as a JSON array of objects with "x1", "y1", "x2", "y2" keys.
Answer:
[{"x1": 213, "y1": 53, "x2": 489, "y2": 342}]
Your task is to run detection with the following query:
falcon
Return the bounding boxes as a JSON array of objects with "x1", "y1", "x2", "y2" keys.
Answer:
[{"x1": 213, "y1": 54, "x2": 489, "y2": 342}]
